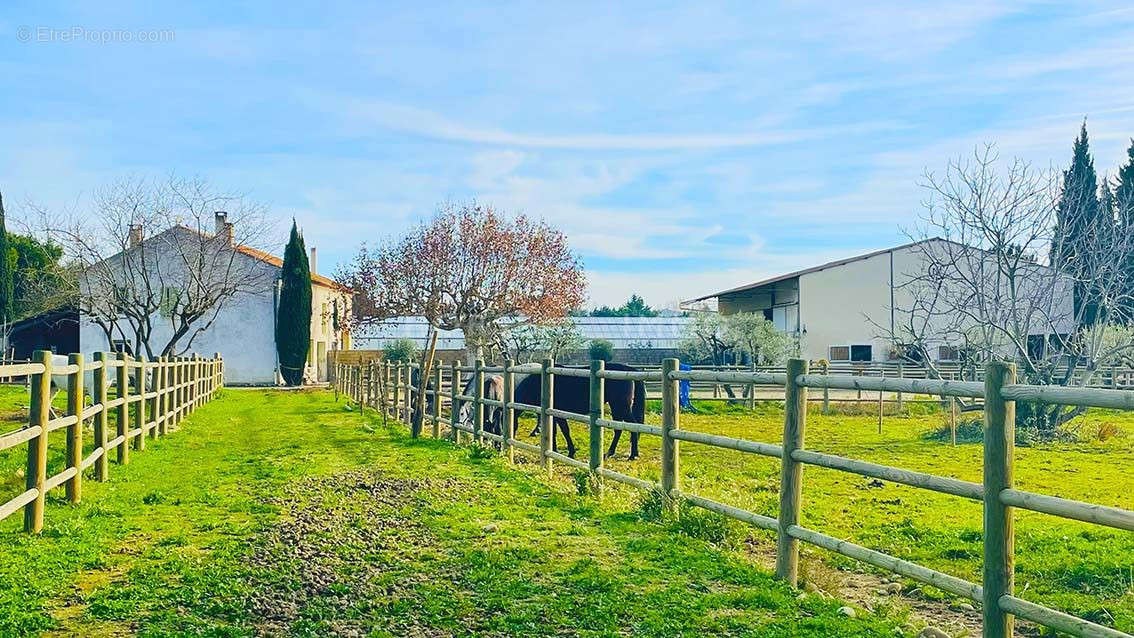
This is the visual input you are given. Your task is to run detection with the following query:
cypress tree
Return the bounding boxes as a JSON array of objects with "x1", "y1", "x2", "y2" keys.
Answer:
[
  {"x1": 1053, "y1": 122, "x2": 1105, "y2": 325},
  {"x1": 276, "y1": 220, "x2": 312, "y2": 385},
  {"x1": 1116, "y1": 139, "x2": 1134, "y2": 321},
  {"x1": 0, "y1": 191, "x2": 13, "y2": 324},
  {"x1": 1116, "y1": 139, "x2": 1134, "y2": 228}
]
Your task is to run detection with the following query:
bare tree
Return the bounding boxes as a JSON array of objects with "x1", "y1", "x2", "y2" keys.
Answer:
[
  {"x1": 31, "y1": 175, "x2": 276, "y2": 358},
  {"x1": 881, "y1": 146, "x2": 1134, "y2": 436}
]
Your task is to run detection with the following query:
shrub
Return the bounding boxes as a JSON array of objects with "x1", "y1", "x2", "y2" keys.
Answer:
[
  {"x1": 383, "y1": 338, "x2": 418, "y2": 363},
  {"x1": 588, "y1": 339, "x2": 614, "y2": 362}
]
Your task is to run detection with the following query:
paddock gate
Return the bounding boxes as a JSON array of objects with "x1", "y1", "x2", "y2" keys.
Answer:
[
  {"x1": 0, "y1": 350, "x2": 224, "y2": 533},
  {"x1": 335, "y1": 356, "x2": 1134, "y2": 638}
]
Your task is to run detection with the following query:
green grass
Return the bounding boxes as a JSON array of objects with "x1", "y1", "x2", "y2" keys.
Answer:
[
  {"x1": 0, "y1": 389, "x2": 909, "y2": 637},
  {"x1": 562, "y1": 399, "x2": 1134, "y2": 633}
]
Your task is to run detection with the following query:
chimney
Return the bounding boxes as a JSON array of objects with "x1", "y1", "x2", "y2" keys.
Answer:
[
  {"x1": 215, "y1": 211, "x2": 234, "y2": 246},
  {"x1": 128, "y1": 224, "x2": 143, "y2": 248},
  {"x1": 309, "y1": 246, "x2": 317, "y2": 275}
]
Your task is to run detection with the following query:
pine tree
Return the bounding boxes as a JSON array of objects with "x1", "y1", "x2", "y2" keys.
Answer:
[
  {"x1": 276, "y1": 221, "x2": 312, "y2": 385},
  {"x1": 0, "y1": 191, "x2": 14, "y2": 325},
  {"x1": 1053, "y1": 121, "x2": 1105, "y2": 325}
]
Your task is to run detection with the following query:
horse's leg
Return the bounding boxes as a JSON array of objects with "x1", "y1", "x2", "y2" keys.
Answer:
[
  {"x1": 605, "y1": 428, "x2": 622, "y2": 459},
  {"x1": 629, "y1": 432, "x2": 640, "y2": 460},
  {"x1": 558, "y1": 418, "x2": 577, "y2": 458}
]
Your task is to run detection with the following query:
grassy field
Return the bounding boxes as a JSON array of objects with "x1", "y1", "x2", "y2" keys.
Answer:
[
  {"x1": 526, "y1": 398, "x2": 1134, "y2": 633},
  {"x1": 0, "y1": 388, "x2": 913, "y2": 637}
]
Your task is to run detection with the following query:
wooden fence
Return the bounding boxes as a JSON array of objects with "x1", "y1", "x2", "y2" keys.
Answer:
[
  {"x1": 336, "y1": 356, "x2": 1133, "y2": 638},
  {"x1": 0, "y1": 350, "x2": 224, "y2": 533}
]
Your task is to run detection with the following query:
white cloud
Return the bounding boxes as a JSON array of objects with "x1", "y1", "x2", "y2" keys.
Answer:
[{"x1": 311, "y1": 96, "x2": 902, "y2": 151}]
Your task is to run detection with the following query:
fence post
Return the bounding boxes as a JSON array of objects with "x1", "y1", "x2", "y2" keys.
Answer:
[
  {"x1": 66, "y1": 353, "x2": 83, "y2": 504},
  {"x1": 589, "y1": 359, "x2": 605, "y2": 494},
  {"x1": 661, "y1": 358, "x2": 680, "y2": 497},
  {"x1": 171, "y1": 357, "x2": 180, "y2": 428},
  {"x1": 450, "y1": 360, "x2": 461, "y2": 442},
  {"x1": 950, "y1": 397, "x2": 957, "y2": 446},
  {"x1": 403, "y1": 364, "x2": 412, "y2": 423},
  {"x1": 24, "y1": 350, "x2": 51, "y2": 533},
  {"x1": 503, "y1": 358, "x2": 515, "y2": 463},
  {"x1": 364, "y1": 362, "x2": 373, "y2": 414},
  {"x1": 877, "y1": 369, "x2": 884, "y2": 434},
  {"x1": 748, "y1": 361, "x2": 756, "y2": 409},
  {"x1": 134, "y1": 354, "x2": 147, "y2": 450},
  {"x1": 392, "y1": 362, "x2": 401, "y2": 421},
  {"x1": 983, "y1": 361, "x2": 1016, "y2": 638},
  {"x1": 193, "y1": 354, "x2": 201, "y2": 410},
  {"x1": 776, "y1": 357, "x2": 808, "y2": 586},
  {"x1": 163, "y1": 356, "x2": 173, "y2": 433},
  {"x1": 213, "y1": 352, "x2": 222, "y2": 398},
  {"x1": 821, "y1": 361, "x2": 830, "y2": 415},
  {"x1": 151, "y1": 357, "x2": 161, "y2": 435},
  {"x1": 896, "y1": 363, "x2": 905, "y2": 413},
  {"x1": 117, "y1": 353, "x2": 130, "y2": 464},
  {"x1": 377, "y1": 360, "x2": 386, "y2": 414},
  {"x1": 473, "y1": 359, "x2": 484, "y2": 444},
  {"x1": 372, "y1": 360, "x2": 379, "y2": 411},
  {"x1": 432, "y1": 364, "x2": 442, "y2": 439},
  {"x1": 93, "y1": 352, "x2": 109, "y2": 481},
  {"x1": 153, "y1": 356, "x2": 164, "y2": 436},
  {"x1": 540, "y1": 357, "x2": 553, "y2": 475}
]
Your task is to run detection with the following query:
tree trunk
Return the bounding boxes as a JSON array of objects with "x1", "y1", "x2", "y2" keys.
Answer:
[{"x1": 413, "y1": 329, "x2": 439, "y2": 437}]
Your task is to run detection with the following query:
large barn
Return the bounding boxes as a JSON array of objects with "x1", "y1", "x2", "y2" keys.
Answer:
[{"x1": 689, "y1": 239, "x2": 1075, "y2": 364}]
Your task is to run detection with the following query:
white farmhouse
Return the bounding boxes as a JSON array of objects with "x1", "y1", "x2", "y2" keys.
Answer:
[
  {"x1": 79, "y1": 213, "x2": 352, "y2": 385},
  {"x1": 689, "y1": 239, "x2": 1075, "y2": 364}
]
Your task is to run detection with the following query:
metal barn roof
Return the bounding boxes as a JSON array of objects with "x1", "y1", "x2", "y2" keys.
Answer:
[{"x1": 352, "y1": 316, "x2": 693, "y2": 350}]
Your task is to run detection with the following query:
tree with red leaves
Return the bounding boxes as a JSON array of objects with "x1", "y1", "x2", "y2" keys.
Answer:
[{"x1": 339, "y1": 200, "x2": 586, "y2": 362}]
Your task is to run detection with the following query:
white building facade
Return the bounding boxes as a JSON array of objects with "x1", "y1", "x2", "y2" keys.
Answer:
[
  {"x1": 691, "y1": 239, "x2": 1075, "y2": 364},
  {"x1": 79, "y1": 215, "x2": 351, "y2": 385}
]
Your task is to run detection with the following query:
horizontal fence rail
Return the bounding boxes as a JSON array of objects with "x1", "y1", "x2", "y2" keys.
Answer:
[
  {"x1": 334, "y1": 356, "x2": 1134, "y2": 638},
  {"x1": 0, "y1": 350, "x2": 224, "y2": 533}
]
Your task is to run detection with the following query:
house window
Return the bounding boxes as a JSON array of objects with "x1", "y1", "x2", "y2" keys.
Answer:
[
  {"x1": 1027, "y1": 334, "x2": 1046, "y2": 360},
  {"x1": 111, "y1": 340, "x2": 134, "y2": 357},
  {"x1": 938, "y1": 345, "x2": 961, "y2": 362},
  {"x1": 829, "y1": 346, "x2": 850, "y2": 361},
  {"x1": 850, "y1": 345, "x2": 873, "y2": 362}
]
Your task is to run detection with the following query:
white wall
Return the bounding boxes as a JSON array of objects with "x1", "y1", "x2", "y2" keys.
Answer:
[
  {"x1": 79, "y1": 288, "x2": 280, "y2": 385},
  {"x1": 76, "y1": 226, "x2": 350, "y2": 385},
  {"x1": 796, "y1": 240, "x2": 1076, "y2": 362},
  {"x1": 798, "y1": 249, "x2": 894, "y2": 361}
]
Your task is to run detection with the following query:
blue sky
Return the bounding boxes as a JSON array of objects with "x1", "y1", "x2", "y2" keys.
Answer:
[{"x1": 3, "y1": 2, "x2": 1134, "y2": 308}]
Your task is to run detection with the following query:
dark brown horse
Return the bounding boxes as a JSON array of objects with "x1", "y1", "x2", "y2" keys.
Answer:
[{"x1": 513, "y1": 362, "x2": 646, "y2": 460}]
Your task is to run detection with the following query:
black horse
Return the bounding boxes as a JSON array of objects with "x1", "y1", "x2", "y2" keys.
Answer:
[{"x1": 513, "y1": 362, "x2": 645, "y2": 460}]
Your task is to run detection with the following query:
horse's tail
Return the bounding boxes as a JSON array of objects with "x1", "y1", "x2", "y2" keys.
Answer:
[{"x1": 632, "y1": 378, "x2": 646, "y2": 424}]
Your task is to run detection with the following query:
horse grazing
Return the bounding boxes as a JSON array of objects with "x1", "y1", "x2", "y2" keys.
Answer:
[
  {"x1": 411, "y1": 366, "x2": 504, "y2": 436},
  {"x1": 459, "y1": 373, "x2": 505, "y2": 436},
  {"x1": 513, "y1": 362, "x2": 645, "y2": 460}
]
